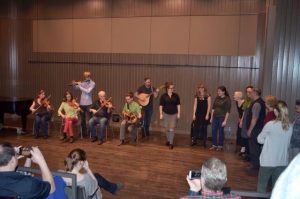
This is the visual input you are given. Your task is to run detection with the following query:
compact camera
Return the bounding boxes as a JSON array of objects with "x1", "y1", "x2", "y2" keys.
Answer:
[
  {"x1": 188, "y1": 170, "x2": 201, "y2": 179},
  {"x1": 18, "y1": 146, "x2": 32, "y2": 157}
]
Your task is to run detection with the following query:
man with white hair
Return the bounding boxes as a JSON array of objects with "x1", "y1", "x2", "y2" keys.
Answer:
[
  {"x1": 89, "y1": 90, "x2": 113, "y2": 145},
  {"x1": 182, "y1": 157, "x2": 240, "y2": 199}
]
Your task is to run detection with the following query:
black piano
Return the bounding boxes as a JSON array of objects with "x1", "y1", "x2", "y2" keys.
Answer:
[{"x1": 0, "y1": 97, "x2": 33, "y2": 133}]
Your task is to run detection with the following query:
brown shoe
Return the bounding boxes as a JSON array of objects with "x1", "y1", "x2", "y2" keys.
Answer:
[
  {"x1": 169, "y1": 144, "x2": 174, "y2": 150},
  {"x1": 69, "y1": 137, "x2": 74, "y2": 143},
  {"x1": 165, "y1": 141, "x2": 170, "y2": 146}
]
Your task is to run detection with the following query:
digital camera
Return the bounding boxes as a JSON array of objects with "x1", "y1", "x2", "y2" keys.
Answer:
[
  {"x1": 188, "y1": 170, "x2": 201, "y2": 179},
  {"x1": 18, "y1": 147, "x2": 32, "y2": 157}
]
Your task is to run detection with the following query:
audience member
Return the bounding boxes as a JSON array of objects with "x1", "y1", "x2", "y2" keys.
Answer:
[
  {"x1": 64, "y1": 148, "x2": 123, "y2": 199},
  {"x1": 0, "y1": 142, "x2": 55, "y2": 198},
  {"x1": 181, "y1": 157, "x2": 240, "y2": 199},
  {"x1": 270, "y1": 153, "x2": 300, "y2": 199}
]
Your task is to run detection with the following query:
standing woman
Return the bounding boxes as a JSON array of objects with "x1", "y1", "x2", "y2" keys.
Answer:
[
  {"x1": 257, "y1": 101, "x2": 293, "y2": 193},
  {"x1": 233, "y1": 91, "x2": 245, "y2": 153},
  {"x1": 191, "y1": 84, "x2": 211, "y2": 147},
  {"x1": 58, "y1": 91, "x2": 81, "y2": 143},
  {"x1": 30, "y1": 89, "x2": 53, "y2": 139},
  {"x1": 210, "y1": 86, "x2": 231, "y2": 151},
  {"x1": 159, "y1": 82, "x2": 181, "y2": 150}
]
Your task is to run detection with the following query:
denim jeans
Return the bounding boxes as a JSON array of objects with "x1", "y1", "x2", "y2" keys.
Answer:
[
  {"x1": 89, "y1": 116, "x2": 108, "y2": 140},
  {"x1": 142, "y1": 107, "x2": 153, "y2": 136},
  {"x1": 34, "y1": 112, "x2": 51, "y2": 136},
  {"x1": 211, "y1": 116, "x2": 225, "y2": 146},
  {"x1": 94, "y1": 173, "x2": 118, "y2": 194}
]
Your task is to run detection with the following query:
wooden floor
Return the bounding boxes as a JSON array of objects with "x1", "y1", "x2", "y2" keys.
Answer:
[{"x1": 0, "y1": 120, "x2": 258, "y2": 199}]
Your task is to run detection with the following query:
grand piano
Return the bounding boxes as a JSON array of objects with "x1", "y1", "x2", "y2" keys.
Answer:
[{"x1": 0, "y1": 97, "x2": 33, "y2": 133}]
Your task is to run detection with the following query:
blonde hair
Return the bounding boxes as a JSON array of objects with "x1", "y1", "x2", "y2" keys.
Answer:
[
  {"x1": 234, "y1": 91, "x2": 243, "y2": 100},
  {"x1": 276, "y1": 101, "x2": 290, "y2": 131}
]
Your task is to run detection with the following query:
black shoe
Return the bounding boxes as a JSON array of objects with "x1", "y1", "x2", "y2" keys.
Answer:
[
  {"x1": 34, "y1": 135, "x2": 39, "y2": 139},
  {"x1": 165, "y1": 141, "x2": 170, "y2": 146},
  {"x1": 91, "y1": 137, "x2": 97, "y2": 142},
  {"x1": 44, "y1": 135, "x2": 48, "y2": 139},
  {"x1": 118, "y1": 140, "x2": 125, "y2": 146},
  {"x1": 203, "y1": 142, "x2": 207, "y2": 148},
  {"x1": 190, "y1": 142, "x2": 197, "y2": 146},
  {"x1": 169, "y1": 144, "x2": 174, "y2": 150}
]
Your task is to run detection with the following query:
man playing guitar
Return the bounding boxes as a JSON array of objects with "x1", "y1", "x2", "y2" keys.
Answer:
[
  {"x1": 135, "y1": 77, "x2": 159, "y2": 137},
  {"x1": 119, "y1": 92, "x2": 142, "y2": 146}
]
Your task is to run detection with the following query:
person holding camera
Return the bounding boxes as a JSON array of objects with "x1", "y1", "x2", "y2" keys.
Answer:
[
  {"x1": 181, "y1": 157, "x2": 240, "y2": 199},
  {"x1": 0, "y1": 142, "x2": 55, "y2": 198}
]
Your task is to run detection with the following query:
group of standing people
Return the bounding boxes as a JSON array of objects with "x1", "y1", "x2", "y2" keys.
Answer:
[{"x1": 232, "y1": 85, "x2": 300, "y2": 194}]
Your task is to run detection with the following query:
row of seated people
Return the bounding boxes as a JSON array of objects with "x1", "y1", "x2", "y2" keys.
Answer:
[{"x1": 30, "y1": 90, "x2": 142, "y2": 145}]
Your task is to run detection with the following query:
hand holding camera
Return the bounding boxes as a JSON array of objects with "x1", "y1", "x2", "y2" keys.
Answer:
[{"x1": 186, "y1": 170, "x2": 202, "y2": 192}]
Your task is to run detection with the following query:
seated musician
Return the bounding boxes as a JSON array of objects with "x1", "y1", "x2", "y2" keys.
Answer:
[
  {"x1": 58, "y1": 91, "x2": 81, "y2": 143},
  {"x1": 29, "y1": 90, "x2": 52, "y2": 139},
  {"x1": 89, "y1": 91, "x2": 113, "y2": 145},
  {"x1": 119, "y1": 92, "x2": 142, "y2": 146}
]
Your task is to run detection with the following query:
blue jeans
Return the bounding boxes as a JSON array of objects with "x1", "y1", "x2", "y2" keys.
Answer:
[
  {"x1": 94, "y1": 173, "x2": 118, "y2": 194},
  {"x1": 34, "y1": 113, "x2": 51, "y2": 137},
  {"x1": 212, "y1": 117, "x2": 225, "y2": 146},
  {"x1": 142, "y1": 107, "x2": 153, "y2": 136},
  {"x1": 89, "y1": 116, "x2": 107, "y2": 140}
]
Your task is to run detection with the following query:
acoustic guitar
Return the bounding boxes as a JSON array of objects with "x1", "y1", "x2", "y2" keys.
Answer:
[{"x1": 136, "y1": 85, "x2": 165, "y2": 106}]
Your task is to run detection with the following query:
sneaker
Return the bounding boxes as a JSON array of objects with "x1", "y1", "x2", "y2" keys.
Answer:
[
  {"x1": 216, "y1": 146, "x2": 223, "y2": 151},
  {"x1": 209, "y1": 145, "x2": 217, "y2": 150},
  {"x1": 113, "y1": 182, "x2": 124, "y2": 195}
]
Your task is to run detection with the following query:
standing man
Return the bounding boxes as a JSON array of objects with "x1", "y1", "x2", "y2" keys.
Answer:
[
  {"x1": 245, "y1": 87, "x2": 266, "y2": 174},
  {"x1": 0, "y1": 142, "x2": 55, "y2": 198},
  {"x1": 135, "y1": 77, "x2": 159, "y2": 137},
  {"x1": 72, "y1": 71, "x2": 95, "y2": 137},
  {"x1": 119, "y1": 92, "x2": 142, "y2": 146},
  {"x1": 89, "y1": 91, "x2": 113, "y2": 145}
]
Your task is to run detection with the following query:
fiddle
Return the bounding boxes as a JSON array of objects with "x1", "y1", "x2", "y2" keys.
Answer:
[
  {"x1": 33, "y1": 95, "x2": 52, "y2": 113},
  {"x1": 123, "y1": 112, "x2": 138, "y2": 124},
  {"x1": 68, "y1": 99, "x2": 80, "y2": 109},
  {"x1": 100, "y1": 97, "x2": 115, "y2": 109}
]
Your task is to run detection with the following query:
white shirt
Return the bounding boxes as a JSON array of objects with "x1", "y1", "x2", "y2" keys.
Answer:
[{"x1": 257, "y1": 121, "x2": 292, "y2": 167}]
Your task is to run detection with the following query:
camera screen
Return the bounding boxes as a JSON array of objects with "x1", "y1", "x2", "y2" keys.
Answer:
[{"x1": 189, "y1": 170, "x2": 201, "y2": 179}]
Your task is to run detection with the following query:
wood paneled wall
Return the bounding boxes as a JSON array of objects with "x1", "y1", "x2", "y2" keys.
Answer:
[{"x1": 0, "y1": 0, "x2": 268, "y2": 136}]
